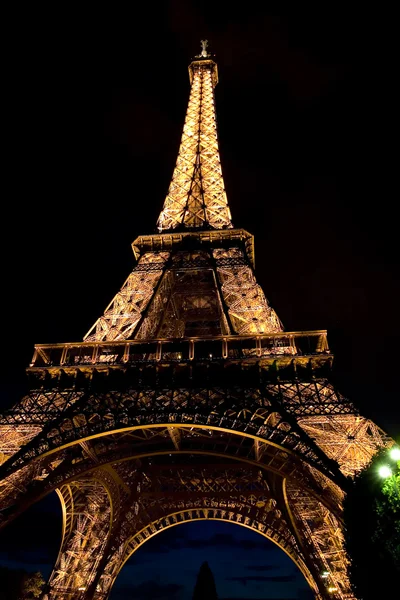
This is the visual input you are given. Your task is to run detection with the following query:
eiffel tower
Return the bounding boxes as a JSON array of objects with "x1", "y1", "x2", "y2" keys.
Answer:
[{"x1": 0, "y1": 41, "x2": 392, "y2": 600}]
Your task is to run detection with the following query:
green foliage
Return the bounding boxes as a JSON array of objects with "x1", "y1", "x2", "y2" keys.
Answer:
[
  {"x1": 20, "y1": 571, "x2": 45, "y2": 599},
  {"x1": 343, "y1": 445, "x2": 400, "y2": 600},
  {"x1": 375, "y1": 466, "x2": 400, "y2": 566},
  {"x1": 0, "y1": 566, "x2": 44, "y2": 600}
]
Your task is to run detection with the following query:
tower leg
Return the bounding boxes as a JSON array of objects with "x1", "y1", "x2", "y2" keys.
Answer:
[
  {"x1": 42, "y1": 479, "x2": 112, "y2": 599},
  {"x1": 287, "y1": 481, "x2": 355, "y2": 600}
]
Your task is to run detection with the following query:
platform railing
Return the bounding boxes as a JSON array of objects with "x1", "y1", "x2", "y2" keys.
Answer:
[{"x1": 29, "y1": 331, "x2": 329, "y2": 369}]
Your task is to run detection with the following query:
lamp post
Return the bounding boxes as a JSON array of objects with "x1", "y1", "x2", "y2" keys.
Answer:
[
  {"x1": 378, "y1": 465, "x2": 392, "y2": 478},
  {"x1": 378, "y1": 447, "x2": 400, "y2": 496}
]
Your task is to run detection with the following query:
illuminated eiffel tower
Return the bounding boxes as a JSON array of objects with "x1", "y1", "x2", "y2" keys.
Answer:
[{"x1": 0, "y1": 41, "x2": 391, "y2": 600}]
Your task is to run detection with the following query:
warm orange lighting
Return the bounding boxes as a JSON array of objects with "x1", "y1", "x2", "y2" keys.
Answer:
[
  {"x1": 0, "y1": 42, "x2": 392, "y2": 600},
  {"x1": 157, "y1": 61, "x2": 232, "y2": 232}
]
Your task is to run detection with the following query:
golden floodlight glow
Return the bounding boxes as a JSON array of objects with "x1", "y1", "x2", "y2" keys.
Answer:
[
  {"x1": 157, "y1": 57, "x2": 232, "y2": 232},
  {"x1": 0, "y1": 41, "x2": 394, "y2": 600}
]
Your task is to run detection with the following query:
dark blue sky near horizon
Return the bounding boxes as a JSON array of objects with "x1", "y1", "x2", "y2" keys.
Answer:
[
  {"x1": 0, "y1": 2, "x2": 398, "y2": 600},
  {"x1": 110, "y1": 520, "x2": 313, "y2": 600}
]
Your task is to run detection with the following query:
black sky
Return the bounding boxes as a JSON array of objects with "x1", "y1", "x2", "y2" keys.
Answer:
[{"x1": 0, "y1": 3, "x2": 398, "y2": 598}]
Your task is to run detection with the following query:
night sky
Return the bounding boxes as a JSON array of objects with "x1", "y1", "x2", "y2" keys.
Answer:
[{"x1": 0, "y1": 4, "x2": 398, "y2": 599}]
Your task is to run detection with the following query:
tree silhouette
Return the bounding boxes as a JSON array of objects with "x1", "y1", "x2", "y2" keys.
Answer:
[
  {"x1": 0, "y1": 566, "x2": 44, "y2": 599},
  {"x1": 192, "y1": 561, "x2": 218, "y2": 599}
]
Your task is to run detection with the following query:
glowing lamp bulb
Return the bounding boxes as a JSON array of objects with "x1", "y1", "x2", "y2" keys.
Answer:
[
  {"x1": 390, "y1": 447, "x2": 400, "y2": 460},
  {"x1": 378, "y1": 465, "x2": 392, "y2": 478}
]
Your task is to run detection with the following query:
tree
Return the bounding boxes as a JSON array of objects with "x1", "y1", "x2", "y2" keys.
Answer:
[
  {"x1": 0, "y1": 566, "x2": 44, "y2": 600},
  {"x1": 343, "y1": 445, "x2": 400, "y2": 600},
  {"x1": 192, "y1": 561, "x2": 218, "y2": 600},
  {"x1": 20, "y1": 571, "x2": 45, "y2": 599}
]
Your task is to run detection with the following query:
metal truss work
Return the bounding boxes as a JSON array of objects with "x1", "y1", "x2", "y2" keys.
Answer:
[
  {"x1": 39, "y1": 459, "x2": 336, "y2": 599},
  {"x1": 0, "y1": 416, "x2": 346, "y2": 523},
  {"x1": 0, "y1": 425, "x2": 42, "y2": 466},
  {"x1": 287, "y1": 480, "x2": 353, "y2": 599},
  {"x1": 156, "y1": 48, "x2": 232, "y2": 232},
  {"x1": 213, "y1": 248, "x2": 282, "y2": 334},
  {"x1": 0, "y1": 345, "x2": 391, "y2": 600},
  {"x1": 136, "y1": 250, "x2": 231, "y2": 339},
  {"x1": 297, "y1": 415, "x2": 386, "y2": 477},
  {"x1": 36, "y1": 456, "x2": 360, "y2": 600},
  {"x1": 46, "y1": 479, "x2": 111, "y2": 598},
  {"x1": 94, "y1": 463, "x2": 320, "y2": 599},
  {"x1": 85, "y1": 244, "x2": 281, "y2": 341},
  {"x1": 84, "y1": 252, "x2": 170, "y2": 342},
  {"x1": 0, "y1": 389, "x2": 390, "y2": 600},
  {"x1": 0, "y1": 371, "x2": 372, "y2": 486},
  {"x1": 0, "y1": 43, "x2": 393, "y2": 600}
]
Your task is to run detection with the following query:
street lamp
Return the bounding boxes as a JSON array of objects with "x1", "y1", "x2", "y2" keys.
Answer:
[
  {"x1": 378, "y1": 465, "x2": 392, "y2": 478},
  {"x1": 378, "y1": 461, "x2": 399, "y2": 496},
  {"x1": 389, "y1": 446, "x2": 400, "y2": 461}
]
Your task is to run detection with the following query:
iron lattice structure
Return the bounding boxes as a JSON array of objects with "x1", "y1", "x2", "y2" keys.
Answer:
[{"x1": 0, "y1": 43, "x2": 392, "y2": 600}]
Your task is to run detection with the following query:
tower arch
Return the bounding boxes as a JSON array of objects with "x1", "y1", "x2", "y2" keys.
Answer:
[{"x1": 100, "y1": 510, "x2": 319, "y2": 599}]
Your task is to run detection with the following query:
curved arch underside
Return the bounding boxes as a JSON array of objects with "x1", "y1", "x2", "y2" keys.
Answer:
[
  {"x1": 0, "y1": 380, "x2": 388, "y2": 483},
  {"x1": 46, "y1": 458, "x2": 332, "y2": 599},
  {"x1": 16, "y1": 451, "x2": 352, "y2": 600},
  {"x1": 0, "y1": 422, "x2": 344, "y2": 525},
  {"x1": 0, "y1": 379, "x2": 388, "y2": 522},
  {"x1": 102, "y1": 510, "x2": 318, "y2": 597},
  {"x1": 0, "y1": 384, "x2": 390, "y2": 600}
]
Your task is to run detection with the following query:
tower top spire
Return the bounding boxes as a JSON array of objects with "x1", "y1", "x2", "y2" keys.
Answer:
[
  {"x1": 156, "y1": 43, "x2": 232, "y2": 232},
  {"x1": 198, "y1": 39, "x2": 210, "y2": 58}
]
